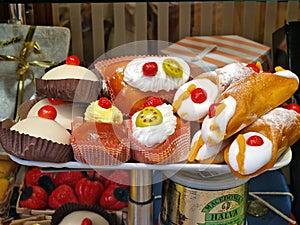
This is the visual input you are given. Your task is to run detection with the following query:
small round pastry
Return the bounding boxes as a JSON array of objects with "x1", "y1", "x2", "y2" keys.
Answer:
[
  {"x1": 20, "y1": 97, "x2": 86, "y2": 130},
  {"x1": 51, "y1": 203, "x2": 114, "y2": 225},
  {"x1": 129, "y1": 97, "x2": 190, "y2": 164},
  {"x1": 94, "y1": 55, "x2": 191, "y2": 116},
  {"x1": 71, "y1": 97, "x2": 130, "y2": 166},
  {"x1": 0, "y1": 106, "x2": 73, "y2": 163},
  {"x1": 36, "y1": 56, "x2": 101, "y2": 103}
]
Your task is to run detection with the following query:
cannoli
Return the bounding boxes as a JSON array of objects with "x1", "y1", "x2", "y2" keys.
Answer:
[
  {"x1": 224, "y1": 107, "x2": 300, "y2": 178},
  {"x1": 172, "y1": 63, "x2": 254, "y2": 122},
  {"x1": 201, "y1": 70, "x2": 299, "y2": 146}
]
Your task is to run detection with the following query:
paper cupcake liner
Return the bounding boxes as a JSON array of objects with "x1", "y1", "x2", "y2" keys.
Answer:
[
  {"x1": 94, "y1": 55, "x2": 176, "y2": 116},
  {"x1": 18, "y1": 98, "x2": 41, "y2": 120},
  {"x1": 35, "y1": 78, "x2": 101, "y2": 103},
  {"x1": 0, "y1": 120, "x2": 74, "y2": 163},
  {"x1": 129, "y1": 121, "x2": 190, "y2": 164},
  {"x1": 51, "y1": 203, "x2": 115, "y2": 225},
  {"x1": 71, "y1": 137, "x2": 131, "y2": 166}
]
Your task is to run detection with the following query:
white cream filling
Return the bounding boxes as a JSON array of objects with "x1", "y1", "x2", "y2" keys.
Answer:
[
  {"x1": 201, "y1": 96, "x2": 237, "y2": 145},
  {"x1": 132, "y1": 103, "x2": 177, "y2": 147},
  {"x1": 228, "y1": 132, "x2": 273, "y2": 175},
  {"x1": 275, "y1": 70, "x2": 299, "y2": 83},
  {"x1": 11, "y1": 117, "x2": 70, "y2": 145},
  {"x1": 124, "y1": 56, "x2": 190, "y2": 92},
  {"x1": 58, "y1": 211, "x2": 109, "y2": 225},
  {"x1": 42, "y1": 64, "x2": 99, "y2": 81},
  {"x1": 173, "y1": 79, "x2": 218, "y2": 121}
]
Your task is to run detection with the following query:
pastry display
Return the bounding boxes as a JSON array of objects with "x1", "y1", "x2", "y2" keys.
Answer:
[
  {"x1": 0, "y1": 106, "x2": 73, "y2": 163},
  {"x1": 19, "y1": 97, "x2": 87, "y2": 130},
  {"x1": 129, "y1": 97, "x2": 190, "y2": 164},
  {"x1": 172, "y1": 63, "x2": 254, "y2": 122},
  {"x1": 224, "y1": 107, "x2": 300, "y2": 178},
  {"x1": 201, "y1": 69, "x2": 299, "y2": 147},
  {"x1": 71, "y1": 97, "x2": 130, "y2": 166},
  {"x1": 36, "y1": 56, "x2": 101, "y2": 103},
  {"x1": 95, "y1": 56, "x2": 191, "y2": 116}
]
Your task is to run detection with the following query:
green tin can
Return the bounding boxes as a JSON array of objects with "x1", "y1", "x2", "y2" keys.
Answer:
[{"x1": 160, "y1": 171, "x2": 249, "y2": 225}]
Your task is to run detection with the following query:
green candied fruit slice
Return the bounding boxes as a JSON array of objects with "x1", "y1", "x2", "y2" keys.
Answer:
[
  {"x1": 136, "y1": 106, "x2": 163, "y2": 127},
  {"x1": 162, "y1": 58, "x2": 183, "y2": 78}
]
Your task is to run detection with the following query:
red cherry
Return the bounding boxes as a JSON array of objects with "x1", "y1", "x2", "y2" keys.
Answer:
[
  {"x1": 246, "y1": 64, "x2": 260, "y2": 73},
  {"x1": 98, "y1": 97, "x2": 112, "y2": 109},
  {"x1": 191, "y1": 88, "x2": 207, "y2": 104},
  {"x1": 246, "y1": 135, "x2": 264, "y2": 146},
  {"x1": 66, "y1": 55, "x2": 80, "y2": 66},
  {"x1": 38, "y1": 105, "x2": 57, "y2": 120},
  {"x1": 81, "y1": 218, "x2": 92, "y2": 225},
  {"x1": 142, "y1": 62, "x2": 158, "y2": 76},
  {"x1": 208, "y1": 103, "x2": 221, "y2": 118},
  {"x1": 47, "y1": 97, "x2": 64, "y2": 105},
  {"x1": 284, "y1": 103, "x2": 300, "y2": 114},
  {"x1": 143, "y1": 96, "x2": 163, "y2": 108}
]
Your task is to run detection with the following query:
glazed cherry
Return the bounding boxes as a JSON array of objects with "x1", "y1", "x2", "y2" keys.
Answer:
[
  {"x1": 66, "y1": 55, "x2": 80, "y2": 66},
  {"x1": 191, "y1": 88, "x2": 207, "y2": 104},
  {"x1": 98, "y1": 97, "x2": 112, "y2": 109},
  {"x1": 143, "y1": 96, "x2": 163, "y2": 108},
  {"x1": 47, "y1": 97, "x2": 64, "y2": 105},
  {"x1": 208, "y1": 103, "x2": 221, "y2": 118},
  {"x1": 38, "y1": 105, "x2": 57, "y2": 120},
  {"x1": 246, "y1": 63, "x2": 260, "y2": 73},
  {"x1": 284, "y1": 103, "x2": 300, "y2": 114},
  {"x1": 142, "y1": 62, "x2": 158, "y2": 76},
  {"x1": 246, "y1": 135, "x2": 264, "y2": 146},
  {"x1": 81, "y1": 218, "x2": 92, "y2": 225}
]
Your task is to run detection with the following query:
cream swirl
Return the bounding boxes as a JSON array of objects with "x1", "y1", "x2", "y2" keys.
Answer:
[
  {"x1": 132, "y1": 103, "x2": 177, "y2": 147},
  {"x1": 227, "y1": 132, "x2": 272, "y2": 175},
  {"x1": 201, "y1": 96, "x2": 237, "y2": 146},
  {"x1": 173, "y1": 79, "x2": 218, "y2": 121},
  {"x1": 84, "y1": 101, "x2": 123, "y2": 124},
  {"x1": 124, "y1": 57, "x2": 190, "y2": 92}
]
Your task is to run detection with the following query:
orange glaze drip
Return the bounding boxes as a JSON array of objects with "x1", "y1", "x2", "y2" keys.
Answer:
[
  {"x1": 188, "y1": 134, "x2": 204, "y2": 162},
  {"x1": 172, "y1": 84, "x2": 196, "y2": 113},
  {"x1": 236, "y1": 134, "x2": 246, "y2": 174}
]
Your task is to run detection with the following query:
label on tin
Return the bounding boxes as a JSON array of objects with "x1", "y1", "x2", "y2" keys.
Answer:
[{"x1": 160, "y1": 179, "x2": 248, "y2": 225}]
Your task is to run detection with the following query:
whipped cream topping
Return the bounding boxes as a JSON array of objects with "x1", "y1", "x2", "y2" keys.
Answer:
[
  {"x1": 228, "y1": 132, "x2": 272, "y2": 175},
  {"x1": 124, "y1": 56, "x2": 190, "y2": 92},
  {"x1": 173, "y1": 79, "x2": 218, "y2": 121},
  {"x1": 58, "y1": 211, "x2": 109, "y2": 225},
  {"x1": 132, "y1": 103, "x2": 177, "y2": 147},
  {"x1": 27, "y1": 98, "x2": 85, "y2": 130},
  {"x1": 43, "y1": 64, "x2": 99, "y2": 81},
  {"x1": 201, "y1": 96, "x2": 237, "y2": 146},
  {"x1": 10, "y1": 117, "x2": 70, "y2": 145},
  {"x1": 84, "y1": 101, "x2": 123, "y2": 124},
  {"x1": 275, "y1": 69, "x2": 299, "y2": 83}
]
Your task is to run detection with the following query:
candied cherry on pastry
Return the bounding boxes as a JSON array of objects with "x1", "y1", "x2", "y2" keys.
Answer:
[
  {"x1": 191, "y1": 88, "x2": 207, "y2": 104},
  {"x1": 246, "y1": 135, "x2": 264, "y2": 146},
  {"x1": 136, "y1": 106, "x2": 163, "y2": 127},
  {"x1": 246, "y1": 63, "x2": 260, "y2": 73},
  {"x1": 98, "y1": 97, "x2": 112, "y2": 109},
  {"x1": 142, "y1": 62, "x2": 158, "y2": 76},
  {"x1": 66, "y1": 55, "x2": 80, "y2": 66},
  {"x1": 143, "y1": 96, "x2": 163, "y2": 108},
  {"x1": 81, "y1": 218, "x2": 92, "y2": 225},
  {"x1": 208, "y1": 103, "x2": 224, "y2": 118},
  {"x1": 284, "y1": 103, "x2": 300, "y2": 114},
  {"x1": 163, "y1": 58, "x2": 183, "y2": 78},
  {"x1": 38, "y1": 105, "x2": 57, "y2": 120},
  {"x1": 47, "y1": 97, "x2": 64, "y2": 105}
]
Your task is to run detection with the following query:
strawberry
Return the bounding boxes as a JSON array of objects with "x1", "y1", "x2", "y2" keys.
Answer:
[
  {"x1": 48, "y1": 184, "x2": 78, "y2": 210},
  {"x1": 75, "y1": 177, "x2": 104, "y2": 205},
  {"x1": 25, "y1": 167, "x2": 54, "y2": 187},
  {"x1": 54, "y1": 171, "x2": 84, "y2": 188},
  {"x1": 19, "y1": 185, "x2": 48, "y2": 210},
  {"x1": 99, "y1": 185, "x2": 129, "y2": 210},
  {"x1": 103, "y1": 170, "x2": 130, "y2": 188}
]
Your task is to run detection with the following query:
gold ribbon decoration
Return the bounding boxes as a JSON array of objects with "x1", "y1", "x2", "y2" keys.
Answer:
[{"x1": 0, "y1": 26, "x2": 58, "y2": 121}]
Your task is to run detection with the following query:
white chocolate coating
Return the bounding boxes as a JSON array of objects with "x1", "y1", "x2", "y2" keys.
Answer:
[{"x1": 58, "y1": 211, "x2": 109, "y2": 225}]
